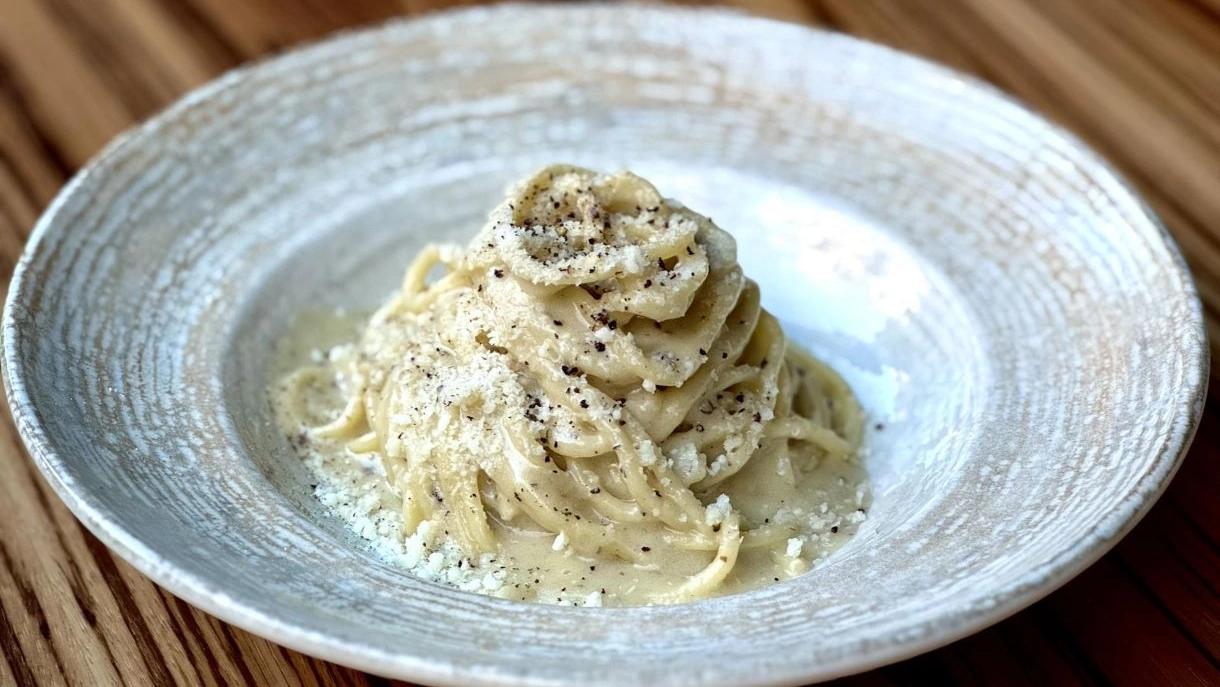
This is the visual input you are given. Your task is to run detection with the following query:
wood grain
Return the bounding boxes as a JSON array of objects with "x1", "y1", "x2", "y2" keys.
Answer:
[{"x1": 0, "y1": 0, "x2": 1217, "y2": 685}]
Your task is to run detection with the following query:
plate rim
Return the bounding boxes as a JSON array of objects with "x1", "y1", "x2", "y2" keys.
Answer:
[{"x1": 2, "y1": 4, "x2": 1209, "y2": 685}]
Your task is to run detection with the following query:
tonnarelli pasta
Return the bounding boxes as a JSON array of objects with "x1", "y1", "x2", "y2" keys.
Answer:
[{"x1": 276, "y1": 166, "x2": 868, "y2": 605}]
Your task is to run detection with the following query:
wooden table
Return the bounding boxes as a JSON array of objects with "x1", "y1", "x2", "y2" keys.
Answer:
[{"x1": 1, "y1": 0, "x2": 1217, "y2": 685}]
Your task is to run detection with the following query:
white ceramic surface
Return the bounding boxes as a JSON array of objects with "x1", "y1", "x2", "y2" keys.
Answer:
[{"x1": 2, "y1": 5, "x2": 1207, "y2": 686}]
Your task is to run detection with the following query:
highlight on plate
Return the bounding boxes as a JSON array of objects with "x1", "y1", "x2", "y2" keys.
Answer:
[{"x1": 274, "y1": 165, "x2": 870, "y2": 606}]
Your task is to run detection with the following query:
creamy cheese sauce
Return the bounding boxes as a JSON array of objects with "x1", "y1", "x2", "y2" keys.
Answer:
[{"x1": 270, "y1": 166, "x2": 869, "y2": 606}]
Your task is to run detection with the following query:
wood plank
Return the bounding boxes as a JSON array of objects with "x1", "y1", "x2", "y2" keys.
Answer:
[
  {"x1": 0, "y1": 0, "x2": 135, "y2": 166},
  {"x1": 0, "y1": 410, "x2": 139, "y2": 687},
  {"x1": 0, "y1": 91, "x2": 66, "y2": 211},
  {"x1": 1118, "y1": 505, "x2": 1220, "y2": 661},
  {"x1": 1047, "y1": 556, "x2": 1218, "y2": 686},
  {"x1": 181, "y1": 0, "x2": 405, "y2": 56}
]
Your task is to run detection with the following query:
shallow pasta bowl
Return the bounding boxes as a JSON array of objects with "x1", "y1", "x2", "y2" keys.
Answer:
[{"x1": 2, "y1": 4, "x2": 1207, "y2": 686}]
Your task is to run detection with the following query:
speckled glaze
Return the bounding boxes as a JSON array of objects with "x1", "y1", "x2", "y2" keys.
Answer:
[{"x1": 2, "y1": 5, "x2": 1207, "y2": 686}]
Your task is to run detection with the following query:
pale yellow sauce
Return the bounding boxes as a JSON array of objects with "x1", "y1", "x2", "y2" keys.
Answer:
[{"x1": 270, "y1": 166, "x2": 869, "y2": 606}]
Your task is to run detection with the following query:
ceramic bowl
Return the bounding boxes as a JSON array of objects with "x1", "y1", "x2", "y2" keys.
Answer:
[{"x1": 3, "y1": 5, "x2": 1207, "y2": 685}]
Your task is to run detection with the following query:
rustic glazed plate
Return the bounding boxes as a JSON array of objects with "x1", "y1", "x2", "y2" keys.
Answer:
[{"x1": 3, "y1": 5, "x2": 1207, "y2": 686}]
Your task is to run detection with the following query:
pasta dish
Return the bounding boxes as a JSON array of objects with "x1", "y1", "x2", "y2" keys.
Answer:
[{"x1": 275, "y1": 165, "x2": 868, "y2": 605}]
